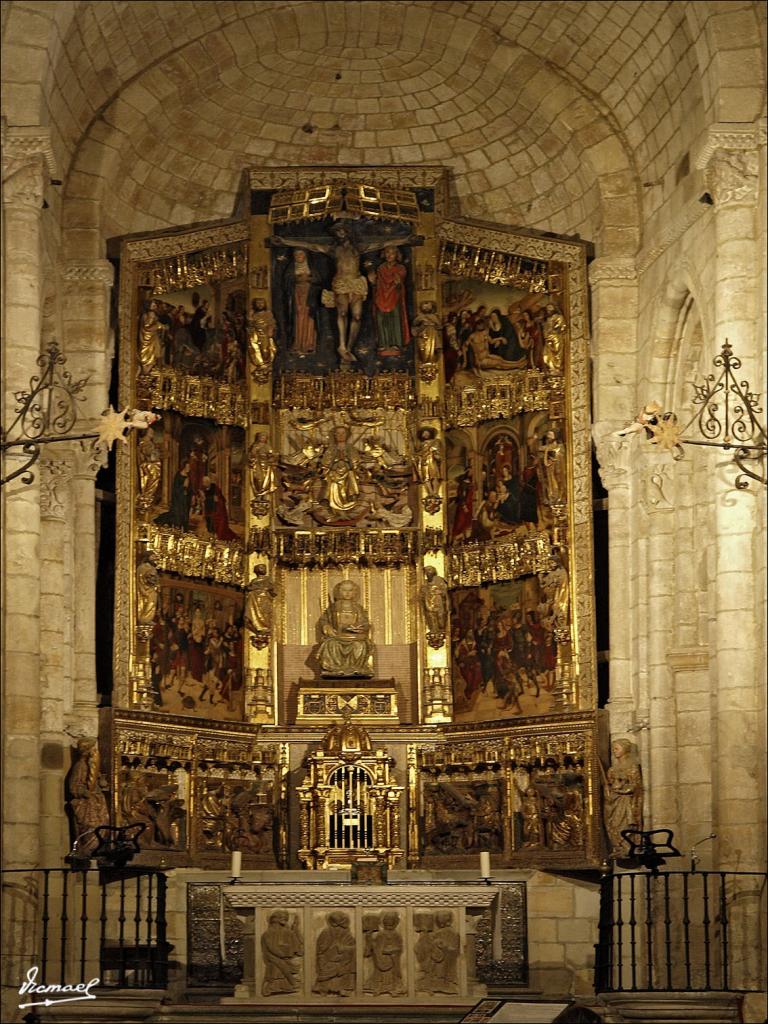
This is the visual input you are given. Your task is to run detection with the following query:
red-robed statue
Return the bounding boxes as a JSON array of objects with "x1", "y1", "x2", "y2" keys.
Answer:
[{"x1": 368, "y1": 245, "x2": 410, "y2": 355}]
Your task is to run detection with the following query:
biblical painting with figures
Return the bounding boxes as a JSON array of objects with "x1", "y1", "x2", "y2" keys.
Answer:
[
  {"x1": 447, "y1": 415, "x2": 566, "y2": 546},
  {"x1": 137, "y1": 281, "x2": 247, "y2": 381},
  {"x1": 451, "y1": 578, "x2": 559, "y2": 723},
  {"x1": 270, "y1": 217, "x2": 417, "y2": 377},
  {"x1": 138, "y1": 411, "x2": 244, "y2": 542},
  {"x1": 149, "y1": 575, "x2": 244, "y2": 721},
  {"x1": 442, "y1": 278, "x2": 566, "y2": 385}
]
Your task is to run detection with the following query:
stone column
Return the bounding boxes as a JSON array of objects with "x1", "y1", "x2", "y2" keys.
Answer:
[
  {"x1": 696, "y1": 124, "x2": 765, "y2": 994},
  {"x1": 588, "y1": 258, "x2": 639, "y2": 428},
  {"x1": 667, "y1": 456, "x2": 714, "y2": 859},
  {"x1": 637, "y1": 451, "x2": 679, "y2": 835},
  {"x1": 38, "y1": 452, "x2": 76, "y2": 868},
  {"x1": 60, "y1": 260, "x2": 114, "y2": 741},
  {"x1": 593, "y1": 434, "x2": 636, "y2": 738},
  {"x1": 589, "y1": 258, "x2": 643, "y2": 744},
  {"x1": 1, "y1": 128, "x2": 54, "y2": 870},
  {"x1": 65, "y1": 445, "x2": 108, "y2": 741},
  {"x1": 696, "y1": 125, "x2": 765, "y2": 871},
  {"x1": 1, "y1": 126, "x2": 54, "y2": 1024}
]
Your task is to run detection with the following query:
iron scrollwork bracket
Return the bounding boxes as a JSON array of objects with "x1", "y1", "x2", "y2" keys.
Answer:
[{"x1": 1, "y1": 341, "x2": 90, "y2": 486}]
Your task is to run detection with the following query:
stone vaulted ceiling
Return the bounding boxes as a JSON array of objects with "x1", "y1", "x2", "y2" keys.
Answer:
[{"x1": 2, "y1": 1, "x2": 765, "y2": 258}]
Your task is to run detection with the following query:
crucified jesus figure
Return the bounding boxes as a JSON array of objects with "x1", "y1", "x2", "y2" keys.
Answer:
[{"x1": 272, "y1": 221, "x2": 418, "y2": 363}]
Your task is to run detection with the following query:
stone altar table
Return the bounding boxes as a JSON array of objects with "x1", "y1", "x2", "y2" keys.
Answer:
[{"x1": 222, "y1": 880, "x2": 500, "y2": 1006}]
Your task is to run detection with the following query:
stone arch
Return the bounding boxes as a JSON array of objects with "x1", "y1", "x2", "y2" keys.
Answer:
[{"x1": 644, "y1": 257, "x2": 715, "y2": 409}]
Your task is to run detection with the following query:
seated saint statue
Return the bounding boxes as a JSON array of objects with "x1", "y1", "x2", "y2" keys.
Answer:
[{"x1": 316, "y1": 580, "x2": 374, "y2": 677}]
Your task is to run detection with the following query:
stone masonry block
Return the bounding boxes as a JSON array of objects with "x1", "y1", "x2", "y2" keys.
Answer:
[{"x1": 528, "y1": 886, "x2": 574, "y2": 918}]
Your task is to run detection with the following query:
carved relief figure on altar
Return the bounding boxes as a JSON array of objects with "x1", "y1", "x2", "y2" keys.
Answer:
[
  {"x1": 148, "y1": 413, "x2": 244, "y2": 543},
  {"x1": 415, "y1": 912, "x2": 461, "y2": 994},
  {"x1": 446, "y1": 416, "x2": 566, "y2": 545},
  {"x1": 137, "y1": 282, "x2": 246, "y2": 382},
  {"x1": 148, "y1": 575, "x2": 244, "y2": 720},
  {"x1": 423, "y1": 779, "x2": 504, "y2": 855},
  {"x1": 441, "y1": 278, "x2": 567, "y2": 385},
  {"x1": 510, "y1": 760, "x2": 586, "y2": 855},
  {"x1": 315, "y1": 580, "x2": 374, "y2": 678},
  {"x1": 277, "y1": 408, "x2": 414, "y2": 530},
  {"x1": 313, "y1": 911, "x2": 356, "y2": 996},
  {"x1": 118, "y1": 764, "x2": 188, "y2": 852},
  {"x1": 270, "y1": 217, "x2": 417, "y2": 375},
  {"x1": 450, "y1": 579, "x2": 561, "y2": 723},
  {"x1": 363, "y1": 912, "x2": 405, "y2": 996},
  {"x1": 196, "y1": 774, "x2": 275, "y2": 858},
  {"x1": 261, "y1": 911, "x2": 303, "y2": 996}
]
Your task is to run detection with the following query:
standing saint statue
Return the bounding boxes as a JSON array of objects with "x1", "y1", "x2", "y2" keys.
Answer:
[
  {"x1": 136, "y1": 555, "x2": 160, "y2": 626},
  {"x1": 539, "y1": 429, "x2": 565, "y2": 505},
  {"x1": 285, "y1": 249, "x2": 322, "y2": 354},
  {"x1": 248, "y1": 433, "x2": 278, "y2": 501},
  {"x1": 412, "y1": 300, "x2": 441, "y2": 365},
  {"x1": 138, "y1": 300, "x2": 164, "y2": 375},
  {"x1": 66, "y1": 738, "x2": 110, "y2": 856},
  {"x1": 542, "y1": 302, "x2": 566, "y2": 373},
  {"x1": 421, "y1": 566, "x2": 449, "y2": 648},
  {"x1": 316, "y1": 580, "x2": 374, "y2": 678},
  {"x1": 272, "y1": 221, "x2": 418, "y2": 364},
  {"x1": 603, "y1": 738, "x2": 644, "y2": 859},
  {"x1": 248, "y1": 298, "x2": 277, "y2": 375},
  {"x1": 414, "y1": 426, "x2": 442, "y2": 498},
  {"x1": 137, "y1": 431, "x2": 162, "y2": 513},
  {"x1": 367, "y1": 245, "x2": 410, "y2": 355},
  {"x1": 246, "y1": 565, "x2": 277, "y2": 647}
]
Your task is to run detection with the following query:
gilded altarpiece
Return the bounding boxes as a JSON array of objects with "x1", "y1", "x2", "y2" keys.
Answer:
[{"x1": 114, "y1": 166, "x2": 600, "y2": 873}]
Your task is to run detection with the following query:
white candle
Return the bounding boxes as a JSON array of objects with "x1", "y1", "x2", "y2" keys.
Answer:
[
  {"x1": 480, "y1": 851, "x2": 491, "y2": 878},
  {"x1": 231, "y1": 850, "x2": 242, "y2": 879}
]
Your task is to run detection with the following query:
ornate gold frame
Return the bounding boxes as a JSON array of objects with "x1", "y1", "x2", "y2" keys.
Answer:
[{"x1": 113, "y1": 166, "x2": 601, "y2": 869}]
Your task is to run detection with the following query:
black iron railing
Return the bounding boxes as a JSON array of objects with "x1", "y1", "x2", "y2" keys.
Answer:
[
  {"x1": 1, "y1": 866, "x2": 169, "y2": 992},
  {"x1": 595, "y1": 869, "x2": 767, "y2": 993}
]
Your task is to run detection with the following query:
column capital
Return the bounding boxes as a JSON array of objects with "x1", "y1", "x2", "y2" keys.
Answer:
[
  {"x1": 694, "y1": 121, "x2": 766, "y2": 169},
  {"x1": 588, "y1": 257, "x2": 637, "y2": 285},
  {"x1": 61, "y1": 260, "x2": 115, "y2": 287},
  {"x1": 39, "y1": 453, "x2": 75, "y2": 521},
  {"x1": 695, "y1": 121, "x2": 765, "y2": 207},
  {"x1": 639, "y1": 451, "x2": 675, "y2": 514},
  {"x1": 1, "y1": 125, "x2": 56, "y2": 209},
  {"x1": 74, "y1": 438, "x2": 109, "y2": 480},
  {"x1": 593, "y1": 428, "x2": 632, "y2": 492}
]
